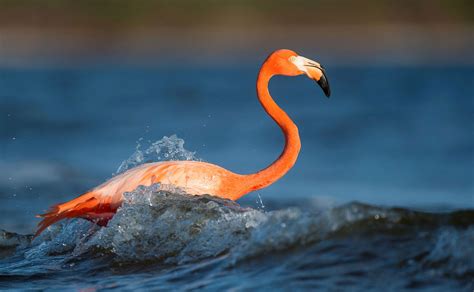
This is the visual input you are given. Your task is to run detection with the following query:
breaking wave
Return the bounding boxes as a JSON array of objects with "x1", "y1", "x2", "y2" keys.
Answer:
[{"x1": 1, "y1": 185, "x2": 472, "y2": 289}]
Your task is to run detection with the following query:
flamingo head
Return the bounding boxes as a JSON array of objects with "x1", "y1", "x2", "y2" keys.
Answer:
[{"x1": 266, "y1": 49, "x2": 331, "y2": 98}]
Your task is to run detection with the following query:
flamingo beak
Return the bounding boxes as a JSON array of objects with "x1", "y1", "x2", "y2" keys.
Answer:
[
  {"x1": 316, "y1": 69, "x2": 331, "y2": 98},
  {"x1": 291, "y1": 56, "x2": 331, "y2": 98}
]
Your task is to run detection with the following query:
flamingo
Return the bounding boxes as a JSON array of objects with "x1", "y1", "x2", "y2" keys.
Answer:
[{"x1": 35, "y1": 49, "x2": 331, "y2": 237}]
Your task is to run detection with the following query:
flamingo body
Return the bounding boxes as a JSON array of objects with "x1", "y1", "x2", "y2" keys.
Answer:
[
  {"x1": 35, "y1": 49, "x2": 331, "y2": 237},
  {"x1": 95, "y1": 161, "x2": 246, "y2": 203}
]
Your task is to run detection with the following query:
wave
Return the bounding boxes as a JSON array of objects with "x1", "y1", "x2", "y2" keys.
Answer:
[{"x1": 1, "y1": 185, "x2": 473, "y2": 282}]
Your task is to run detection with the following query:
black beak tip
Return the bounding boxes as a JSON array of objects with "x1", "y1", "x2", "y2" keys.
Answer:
[
  {"x1": 317, "y1": 75, "x2": 331, "y2": 98},
  {"x1": 323, "y1": 87, "x2": 331, "y2": 98}
]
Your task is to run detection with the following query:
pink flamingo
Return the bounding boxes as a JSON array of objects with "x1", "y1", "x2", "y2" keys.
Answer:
[{"x1": 35, "y1": 49, "x2": 330, "y2": 236}]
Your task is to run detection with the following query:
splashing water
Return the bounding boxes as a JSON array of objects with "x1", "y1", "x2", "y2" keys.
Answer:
[
  {"x1": 256, "y1": 193, "x2": 265, "y2": 210},
  {"x1": 115, "y1": 135, "x2": 197, "y2": 175},
  {"x1": 1, "y1": 185, "x2": 472, "y2": 291}
]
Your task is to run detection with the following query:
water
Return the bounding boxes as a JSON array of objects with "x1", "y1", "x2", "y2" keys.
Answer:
[
  {"x1": 1, "y1": 188, "x2": 473, "y2": 290},
  {"x1": 0, "y1": 63, "x2": 473, "y2": 290}
]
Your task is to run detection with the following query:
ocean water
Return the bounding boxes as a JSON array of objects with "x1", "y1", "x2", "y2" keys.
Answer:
[{"x1": 0, "y1": 63, "x2": 473, "y2": 290}]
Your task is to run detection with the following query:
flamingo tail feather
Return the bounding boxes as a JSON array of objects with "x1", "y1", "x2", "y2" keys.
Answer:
[{"x1": 34, "y1": 192, "x2": 106, "y2": 238}]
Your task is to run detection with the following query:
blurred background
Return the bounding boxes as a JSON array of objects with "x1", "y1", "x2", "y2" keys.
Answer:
[{"x1": 1, "y1": 0, "x2": 473, "y2": 233}]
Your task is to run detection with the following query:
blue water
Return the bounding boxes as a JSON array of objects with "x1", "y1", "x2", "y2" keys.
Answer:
[{"x1": 0, "y1": 63, "x2": 473, "y2": 290}]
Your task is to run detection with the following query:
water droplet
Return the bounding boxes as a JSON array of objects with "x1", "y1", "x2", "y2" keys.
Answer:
[{"x1": 257, "y1": 194, "x2": 265, "y2": 209}]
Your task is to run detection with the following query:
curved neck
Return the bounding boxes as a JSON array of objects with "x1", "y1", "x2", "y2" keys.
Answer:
[{"x1": 240, "y1": 64, "x2": 301, "y2": 196}]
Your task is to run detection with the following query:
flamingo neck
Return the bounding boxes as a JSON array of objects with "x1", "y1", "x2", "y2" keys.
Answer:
[{"x1": 241, "y1": 64, "x2": 301, "y2": 196}]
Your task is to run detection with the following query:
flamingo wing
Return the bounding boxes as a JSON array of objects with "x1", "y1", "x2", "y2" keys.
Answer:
[{"x1": 35, "y1": 161, "x2": 242, "y2": 237}]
